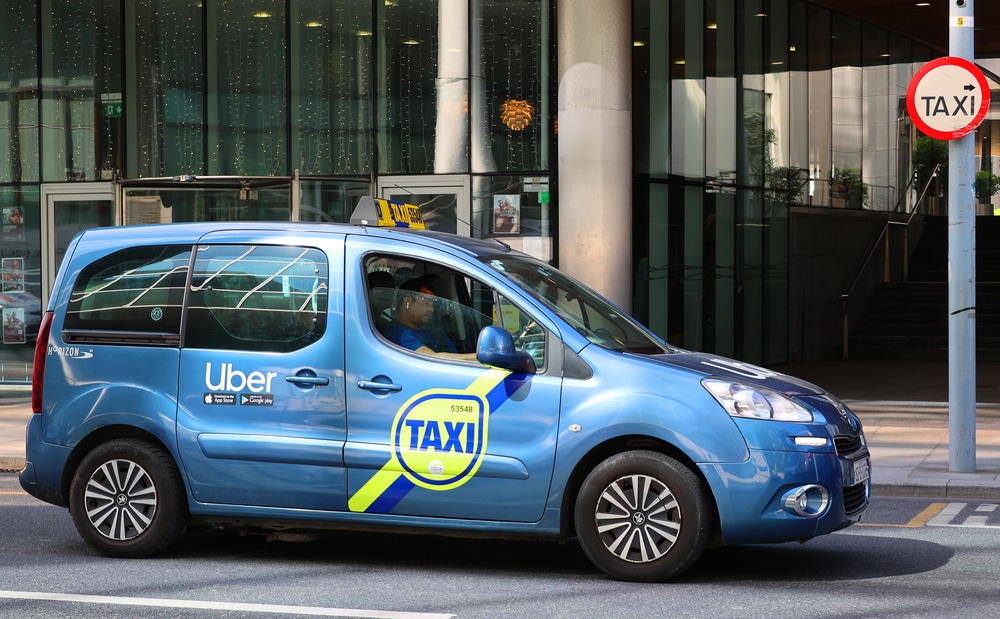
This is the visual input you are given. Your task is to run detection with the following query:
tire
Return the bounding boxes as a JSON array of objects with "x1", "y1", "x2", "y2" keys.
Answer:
[
  {"x1": 574, "y1": 450, "x2": 710, "y2": 582},
  {"x1": 69, "y1": 438, "x2": 187, "y2": 558}
]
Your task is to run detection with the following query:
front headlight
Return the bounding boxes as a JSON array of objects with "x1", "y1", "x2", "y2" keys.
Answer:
[{"x1": 702, "y1": 378, "x2": 813, "y2": 422}]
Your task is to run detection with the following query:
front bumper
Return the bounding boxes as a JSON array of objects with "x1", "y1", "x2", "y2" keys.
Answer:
[{"x1": 699, "y1": 446, "x2": 870, "y2": 545}]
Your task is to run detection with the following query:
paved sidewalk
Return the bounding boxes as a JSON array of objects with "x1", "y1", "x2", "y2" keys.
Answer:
[{"x1": 3, "y1": 359, "x2": 1000, "y2": 499}]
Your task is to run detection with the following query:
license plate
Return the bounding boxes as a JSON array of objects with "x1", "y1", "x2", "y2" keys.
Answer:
[{"x1": 851, "y1": 457, "x2": 870, "y2": 485}]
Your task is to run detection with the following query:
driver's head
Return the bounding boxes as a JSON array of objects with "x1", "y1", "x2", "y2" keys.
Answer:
[{"x1": 398, "y1": 276, "x2": 438, "y2": 329}]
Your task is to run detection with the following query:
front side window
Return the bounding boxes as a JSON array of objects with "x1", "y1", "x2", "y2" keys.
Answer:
[
  {"x1": 65, "y1": 245, "x2": 191, "y2": 339},
  {"x1": 483, "y1": 254, "x2": 671, "y2": 355},
  {"x1": 185, "y1": 244, "x2": 328, "y2": 352},
  {"x1": 364, "y1": 255, "x2": 545, "y2": 368}
]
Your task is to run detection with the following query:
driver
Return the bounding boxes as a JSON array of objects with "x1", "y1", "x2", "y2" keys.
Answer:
[{"x1": 384, "y1": 276, "x2": 477, "y2": 360}]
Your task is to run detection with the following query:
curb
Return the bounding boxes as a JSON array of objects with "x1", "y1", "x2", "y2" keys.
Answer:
[
  {"x1": 871, "y1": 482, "x2": 1000, "y2": 500},
  {"x1": 0, "y1": 456, "x2": 24, "y2": 473}
]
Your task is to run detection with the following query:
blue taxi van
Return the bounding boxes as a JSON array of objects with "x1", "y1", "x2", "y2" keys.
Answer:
[{"x1": 20, "y1": 197, "x2": 869, "y2": 582}]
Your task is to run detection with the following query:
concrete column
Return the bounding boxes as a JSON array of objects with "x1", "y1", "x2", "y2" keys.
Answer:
[
  {"x1": 557, "y1": 0, "x2": 632, "y2": 311},
  {"x1": 434, "y1": 0, "x2": 469, "y2": 173}
]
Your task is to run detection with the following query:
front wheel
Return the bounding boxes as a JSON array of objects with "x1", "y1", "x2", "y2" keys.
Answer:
[
  {"x1": 574, "y1": 450, "x2": 710, "y2": 582},
  {"x1": 69, "y1": 438, "x2": 187, "y2": 557}
]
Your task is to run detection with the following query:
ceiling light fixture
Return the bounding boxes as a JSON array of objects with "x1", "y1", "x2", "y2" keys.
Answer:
[{"x1": 500, "y1": 99, "x2": 534, "y2": 131}]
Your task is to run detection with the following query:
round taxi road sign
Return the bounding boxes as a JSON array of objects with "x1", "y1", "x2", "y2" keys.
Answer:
[{"x1": 907, "y1": 57, "x2": 990, "y2": 141}]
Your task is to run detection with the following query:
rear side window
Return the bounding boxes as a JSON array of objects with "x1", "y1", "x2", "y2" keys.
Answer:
[
  {"x1": 64, "y1": 245, "x2": 192, "y2": 342},
  {"x1": 184, "y1": 244, "x2": 328, "y2": 352}
]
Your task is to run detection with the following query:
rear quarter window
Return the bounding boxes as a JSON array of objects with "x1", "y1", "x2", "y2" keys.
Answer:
[{"x1": 64, "y1": 245, "x2": 192, "y2": 340}]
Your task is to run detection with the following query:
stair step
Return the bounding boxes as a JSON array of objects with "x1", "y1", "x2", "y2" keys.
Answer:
[{"x1": 850, "y1": 216, "x2": 1000, "y2": 360}]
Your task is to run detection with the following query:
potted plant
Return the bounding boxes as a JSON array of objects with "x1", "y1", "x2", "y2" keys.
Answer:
[{"x1": 829, "y1": 168, "x2": 868, "y2": 209}]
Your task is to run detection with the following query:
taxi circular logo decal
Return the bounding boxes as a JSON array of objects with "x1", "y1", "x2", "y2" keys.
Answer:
[{"x1": 391, "y1": 391, "x2": 488, "y2": 490}]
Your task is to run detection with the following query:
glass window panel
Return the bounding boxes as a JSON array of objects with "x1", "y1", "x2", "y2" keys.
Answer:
[
  {"x1": 0, "y1": 0, "x2": 39, "y2": 183},
  {"x1": 0, "y1": 186, "x2": 41, "y2": 382},
  {"x1": 208, "y1": 0, "x2": 287, "y2": 176},
  {"x1": 831, "y1": 13, "x2": 864, "y2": 209},
  {"x1": 472, "y1": 175, "x2": 553, "y2": 263},
  {"x1": 134, "y1": 0, "x2": 206, "y2": 177},
  {"x1": 292, "y1": 0, "x2": 373, "y2": 175},
  {"x1": 764, "y1": 196, "x2": 788, "y2": 365},
  {"x1": 788, "y1": 1, "x2": 809, "y2": 204},
  {"x1": 863, "y1": 23, "x2": 893, "y2": 211},
  {"x1": 671, "y1": 0, "x2": 705, "y2": 179},
  {"x1": 633, "y1": 0, "x2": 670, "y2": 177},
  {"x1": 740, "y1": 1, "x2": 765, "y2": 188},
  {"x1": 476, "y1": 0, "x2": 553, "y2": 173},
  {"x1": 807, "y1": 4, "x2": 832, "y2": 206},
  {"x1": 710, "y1": 191, "x2": 735, "y2": 357},
  {"x1": 682, "y1": 186, "x2": 704, "y2": 350},
  {"x1": 705, "y1": 0, "x2": 736, "y2": 184},
  {"x1": 297, "y1": 179, "x2": 372, "y2": 223},
  {"x1": 737, "y1": 188, "x2": 763, "y2": 362},
  {"x1": 42, "y1": 0, "x2": 123, "y2": 182},
  {"x1": 122, "y1": 185, "x2": 289, "y2": 224},
  {"x1": 377, "y1": 0, "x2": 439, "y2": 173}
]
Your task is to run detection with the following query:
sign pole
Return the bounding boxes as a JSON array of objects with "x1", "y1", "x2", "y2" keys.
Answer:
[{"x1": 949, "y1": 0, "x2": 976, "y2": 473}]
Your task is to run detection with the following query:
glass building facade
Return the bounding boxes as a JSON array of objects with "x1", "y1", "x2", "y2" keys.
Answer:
[{"x1": 0, "y1": 0, "x2": 996, "y2": 383}]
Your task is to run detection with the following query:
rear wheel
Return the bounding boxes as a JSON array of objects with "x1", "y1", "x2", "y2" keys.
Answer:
[
  {"x1": 574, "y1": 450, "x2": 710, "y2": 582},
  {"x1": 69, "y1": 438, "x2": 187, "y2": 557}
]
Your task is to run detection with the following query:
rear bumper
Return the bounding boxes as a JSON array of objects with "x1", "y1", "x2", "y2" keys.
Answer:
[{"x1": 18, "y1": 414, "x2": 71, "y2": 507}]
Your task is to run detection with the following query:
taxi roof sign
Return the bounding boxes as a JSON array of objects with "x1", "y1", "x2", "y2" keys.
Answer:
[{"x1": 350, "y1": 196, "x2": 426, "y2": 229}]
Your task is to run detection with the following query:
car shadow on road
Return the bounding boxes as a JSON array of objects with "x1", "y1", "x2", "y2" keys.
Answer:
[
  {"x1": 171, "y1": 526, "x2": 951, "y2": 584},
  {"x1": 679, "y1": 532, "x2": 952, "y2": 583}
]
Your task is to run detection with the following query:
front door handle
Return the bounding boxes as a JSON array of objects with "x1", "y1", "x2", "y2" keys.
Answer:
[
  {"x1": 358, "y1": 378, "x2": 403, "y2": 393},
  {"x1": 286, "y1": 375, "x2": 330, "y2": 387}
]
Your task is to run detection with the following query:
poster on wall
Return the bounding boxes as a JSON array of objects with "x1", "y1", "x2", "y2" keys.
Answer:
[
  {"x1": 0, "y1": 258, "x2": 24, "y2": 292},
  {"x1": 493, "y1": 194, "x2": 520, "y2": 234},
  {"x1": 3, "y1": 307, "x2": 25, "y2": 344},
  {"x1": 2, "y1": 258, "x2": 24, "y2": 293},
  {"x1": 2, "y1": 207, "x2": 24, "y2": 241}
]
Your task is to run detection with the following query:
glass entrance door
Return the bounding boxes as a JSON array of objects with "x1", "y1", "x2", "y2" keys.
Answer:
[
  {"x1": 40, "y1": 183, "x2": 114, "y2": 307},
  {"x1": 378, "y1": 176, "x2": 471, "y2": 236}
]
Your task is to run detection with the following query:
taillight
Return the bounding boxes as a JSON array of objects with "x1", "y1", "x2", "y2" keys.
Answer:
[{"x1": 31, "y1": 311, "x2": 54, "y2": 415}]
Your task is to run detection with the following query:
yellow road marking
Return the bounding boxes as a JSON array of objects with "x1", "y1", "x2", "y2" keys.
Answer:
[
  {"x1": 0, "y1": 491, "x2": 27, "y2": 495},
  {"x1": 856, "y1": 502, "x2": 948, "y2": 528}
]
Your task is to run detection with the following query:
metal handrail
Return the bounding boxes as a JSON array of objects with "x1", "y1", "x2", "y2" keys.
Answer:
[{"x1": 840, "y1": 164, "x2": 941, "y2": 358}]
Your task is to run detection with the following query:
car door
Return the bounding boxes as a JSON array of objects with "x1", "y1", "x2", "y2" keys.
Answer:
[
  {"x1": 343, "y1": 236, "x2": 563, "y2": 523},
  {"x1": 175, "y1": 231, "x2": 348, "y2": 511}
]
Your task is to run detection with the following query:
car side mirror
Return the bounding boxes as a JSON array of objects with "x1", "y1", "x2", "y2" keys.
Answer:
[{"x1": 476, "y1": 325, "x2": 537, "y2": 374}]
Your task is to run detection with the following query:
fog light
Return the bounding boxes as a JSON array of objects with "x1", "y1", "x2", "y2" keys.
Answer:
[{"x1": 783, "y1": 484, "x2": 830, "y2": 518}]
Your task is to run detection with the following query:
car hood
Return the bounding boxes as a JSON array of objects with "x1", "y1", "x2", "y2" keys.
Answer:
[{"x1": 637, "y1": 351, "x2": 826, "y2": 396}]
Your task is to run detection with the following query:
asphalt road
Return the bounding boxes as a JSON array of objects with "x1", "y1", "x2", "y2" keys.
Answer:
[{"x1": 2, "y1": 474, "x2": 1000, "y2": 619}]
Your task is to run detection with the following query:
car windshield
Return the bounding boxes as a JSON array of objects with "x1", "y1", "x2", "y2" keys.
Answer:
[{"x1": 481, "y1": 254, "x2": 671, "y2": 354}]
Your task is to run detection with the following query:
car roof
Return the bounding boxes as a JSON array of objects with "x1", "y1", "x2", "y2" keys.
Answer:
[{"x1": 74, "y1": 221, "x2": 520, "y2": 260}]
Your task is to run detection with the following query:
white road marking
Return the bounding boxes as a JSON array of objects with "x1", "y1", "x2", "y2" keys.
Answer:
[
  {"x1": 0, "y1": 590, "x2": 455, "y2": 618},
  {"x1": 926, "y1": 502, "x2": 1000, "y2": 529},
  {"x1": 927, "y1": 502, "x2": 965, "y2": 526}
]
